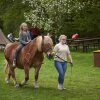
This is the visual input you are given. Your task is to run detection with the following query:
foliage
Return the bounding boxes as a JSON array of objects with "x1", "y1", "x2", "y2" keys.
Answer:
[
  {"x1": 23, "y1": 0, "x2": 100, "y2": 37},
  {"x1": 0, "y1": 0, "x2": 100, "y2": 37},
  {"x1": 0, "y1": 0, "x2": 30, "y2": 36},
  {"x1": 74, "y1": 0, "x2": 100, "y2": 37},
  {"x1": 23, "y1": 0, "x2": 82, "y2": 34}
]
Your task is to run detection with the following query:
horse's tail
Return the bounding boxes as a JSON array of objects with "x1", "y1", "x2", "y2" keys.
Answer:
[{"x1": 4, "y1": 60, "x2": 9, "y2": 74}]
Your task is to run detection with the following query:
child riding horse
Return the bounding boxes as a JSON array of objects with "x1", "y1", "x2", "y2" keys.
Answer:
[
  {"x1": 4, "y1": 35, "x2": 53, "y2": 88},
  {"x1": 13, "y1": 22, "x2": 31, "y2": 67}
]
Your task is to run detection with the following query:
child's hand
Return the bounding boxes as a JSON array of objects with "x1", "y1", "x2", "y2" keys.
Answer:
[
  {"x1": 26, "y1": 41, "x2": 30, "y2": 44},
  {"x1": 28, "y1": 40, "x2": 31, "y2": 43}
]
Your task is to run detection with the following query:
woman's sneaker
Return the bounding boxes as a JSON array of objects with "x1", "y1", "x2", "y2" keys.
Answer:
[
  {"x1": 62, "y1": 87, "x2": 66, "y2": 90},
  {"x1": 58, "y1": 84, "x2": 66, "y2": 90},
  {"x1": 58, "y1": 84, "x2": 63, "y2": 90}
]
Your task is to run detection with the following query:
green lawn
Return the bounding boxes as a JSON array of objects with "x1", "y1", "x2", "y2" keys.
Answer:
[{"x1": 0, "y1": 51, "x2": 100, "y2": 100}]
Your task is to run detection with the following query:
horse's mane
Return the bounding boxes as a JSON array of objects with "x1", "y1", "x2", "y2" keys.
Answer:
[{"x1": 36, "y1": 36, "x2": 53, "y2": 52}]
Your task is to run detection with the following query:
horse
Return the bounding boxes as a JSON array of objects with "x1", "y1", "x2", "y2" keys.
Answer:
[{"x1": 4, "y1": 35, "x2": 53, "y2": 88}]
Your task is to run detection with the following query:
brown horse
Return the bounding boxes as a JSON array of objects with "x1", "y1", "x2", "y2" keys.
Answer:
[{"x1": 4, "y1": 35, "x2": 53, "y2": 88}]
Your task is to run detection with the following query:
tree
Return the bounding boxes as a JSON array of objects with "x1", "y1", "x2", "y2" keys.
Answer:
[
  {"x1": 23, "y1": 0, "x2": 82, "y2": 34},
  {"x1": 0, "y1": 0, "x2": 100, "y2": 37},
  {"x1": 0, "y1": 0, "x2": 30, "y2": 36}
]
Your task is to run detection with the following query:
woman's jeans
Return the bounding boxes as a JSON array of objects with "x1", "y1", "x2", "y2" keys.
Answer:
[{"x1": 54, "y1": 60, "x2": 67, "y2": 85}]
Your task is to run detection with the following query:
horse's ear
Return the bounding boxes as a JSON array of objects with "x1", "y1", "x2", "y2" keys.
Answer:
[{"x1": 47, "y1": 33, "x2": 52, "y2": 37}]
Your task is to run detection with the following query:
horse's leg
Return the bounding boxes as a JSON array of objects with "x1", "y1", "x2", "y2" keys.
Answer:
[
  {"x1": 5, "y1": 63, "x2": 11, "y2": 84},
  {"x1": 9, "y1": 67, "x2": 19, "y2": 87},
  {"x1": 34, "y1": 65, "x2": 41, "y2": 88},
  {"x1": 20, "y1": 66, "x2": 29, "y2": 86}
]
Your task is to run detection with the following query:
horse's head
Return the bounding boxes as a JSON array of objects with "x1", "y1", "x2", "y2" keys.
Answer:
[{"x1": 36, "y1": 35, "x2": 53, "y2": 55}]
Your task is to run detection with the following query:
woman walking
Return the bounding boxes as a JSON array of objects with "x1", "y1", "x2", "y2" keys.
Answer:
[{"x1": 54, "y1": 35, "x2": 73, "y2": 90}]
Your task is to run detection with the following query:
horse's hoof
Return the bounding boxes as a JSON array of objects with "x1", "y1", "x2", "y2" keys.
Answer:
[
  {"x1": 5, "y1": 78, "x2": 10, "y2": 84},
  {"x1": 14, "y1": 84, "x2": 20, "y2": 88}
]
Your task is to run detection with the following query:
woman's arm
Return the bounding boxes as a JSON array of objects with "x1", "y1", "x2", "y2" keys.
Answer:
[
  {"x1": 68, "y1": 54, "x2": 73, "y2": 63},
  {"x1": 67, "y1": 45, "x2": 73, "y2": 63},
  {"x1": 54, "y1": 45, "x2": 59, "y2": 53}
]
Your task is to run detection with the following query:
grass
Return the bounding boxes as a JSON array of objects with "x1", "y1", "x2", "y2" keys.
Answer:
[{"x1": 0, "y1": 50, "x2": 100, "y2": 100}]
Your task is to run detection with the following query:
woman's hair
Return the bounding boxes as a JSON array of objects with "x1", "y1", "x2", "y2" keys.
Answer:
[
  {"x1": 58, "y1": 35, "x2": 67, "y2": 41},
  {"x1": 19, "y1": 22, "x2": 28, "y2": 34}
]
